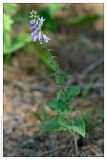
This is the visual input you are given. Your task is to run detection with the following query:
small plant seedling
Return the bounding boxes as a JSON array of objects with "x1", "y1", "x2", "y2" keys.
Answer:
[
  {"x1": 29, "y1": 10, "x2": 85, "y2": 156},
  {"x1": 32, "y1": 106, "x2": 49, "y2": 129}
]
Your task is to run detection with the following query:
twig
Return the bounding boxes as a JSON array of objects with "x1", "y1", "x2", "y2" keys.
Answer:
[
  {"x1": 82, "y1": 144, "x2": 104, "y2": 156},
  {"x1": 68, "y1": 147, "x2": 73, "y2": 157},
  {"x1": 12, "y1": 80, "x2": 52, "y2": 93},
  {"x1": 80, "y1": 82, "x2": 103, "y2": 90},
  {"x1": 82, "y1": 58, "x2": 103, "y2": 74},
  {"x1": 65, "y1": 57, "x2": 103, "y2": 88},
  {"x1": 37, "y1": 144, "x2": 71, "y2": 157},
  {"x1": 12, "y1": 80, "x2": 29, "y2": 91},
  {"x1": 12, "y1": 79, "x2": 103, "y2": 94},
  {"x1": 90, "y1": 148, "x2": 103, "y2": 157}
]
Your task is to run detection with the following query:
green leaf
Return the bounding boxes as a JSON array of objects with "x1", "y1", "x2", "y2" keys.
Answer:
[
  {"x1": 57, "y1": 100, "x2": 69, "y2": 112},
  {"x1": 4, "y1": 3, "x2": 17, "y2": 15},
  {"x1": 42, "y1": 116, "x2": 70, "y2": 132},
  {"x1": 48, "y1": 100, "x2": 57, "y2": 110},
  {"x1": 3, "y1": 14, "x2": 13, "y2": 33},
  {"x1": 42, "y1": 116, "x2": 85, "y2": 136},
  {"x1": 41, "y1": 107, "x2": 49, "y2": 122},
  {"x1": 4, "y1": 34, "x2": 31, "y2": 54},
  {"x1": 58, "y1": 116, "x2": 71, "y2": 128},
  {"x1": 3, "y1": 14, "x2": 13, "y2": 51},
  {"x1": 65, "y1": 86, "x2": 80, "y2": 101},
  {"x1": 11, "y1": 34, "x2": 31, "y2": 51},
  {"x1": 42, "y1": 116, "x2": 62, "y2": 132},
  {"x1": 70, "y1": 117, "x2": 85, "y2": 137},
  {"x1": 48, "y1": 99, "x2": 69, "y2": 113}
]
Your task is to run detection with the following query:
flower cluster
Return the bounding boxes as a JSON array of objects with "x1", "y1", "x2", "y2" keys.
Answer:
[{"x1": 29, "y1": 10, "x2": 50, "y2": 44}]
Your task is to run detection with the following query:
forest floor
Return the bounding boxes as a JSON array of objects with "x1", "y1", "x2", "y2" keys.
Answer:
[{"x1": 3, "y1": 21, "x2": 104, "y2": 156}]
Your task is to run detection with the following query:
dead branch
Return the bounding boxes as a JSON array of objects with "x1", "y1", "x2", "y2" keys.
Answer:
[
  {"x1": 82, "y1": 57, "x2": 104, "y2": 74},
  {"x1": 37, "y1": 144, "x2": 71, "y2": 157},
  {"x1": 12, "y1": 80, "x2": 52, "y2": 93},
  {"x1": 12, "y1": 79, "x2": 103, "y2": 94}
]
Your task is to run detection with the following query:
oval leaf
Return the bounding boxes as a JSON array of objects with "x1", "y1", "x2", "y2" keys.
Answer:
[
  {"x1": 70, "y1": 117, "x2": 85, "y2": 137},
  {"x1": 48, "y1": 99, "x2": 69, "y2": 113},
  {"x1": 42, "y1": 116, "x2": 61, "y2": 132},
  {"x1": 42, "y1": 116, "x2": 71, "y2": 132},
  {"x1": 65, "y1": 86, "x2": 80, "y2": 101}
]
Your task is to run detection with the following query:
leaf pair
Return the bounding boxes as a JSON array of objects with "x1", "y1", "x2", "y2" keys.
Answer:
[
  {"x1": 42, "y1": 116, "x2": 85, "y2": 137},
  {"x1": 48, "y1": 99, "x2": 69, "y2": 113},
  {"x1": 64, "y1": 86, "x2": 80, "y2": 102},
  {"x1": 48, "y1": 86, "x2": 80, "y2": 113}
]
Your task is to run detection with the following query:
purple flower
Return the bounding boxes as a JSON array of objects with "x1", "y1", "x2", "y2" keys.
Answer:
[
  {"x1": 31, "y1": 28, "x2": 39, "y2": 36},
  {"x1": 38, "y1": 17, "x2": 45, "y2": 28},
  {"x1": 30, "y1": 22, "x2": 38, "y2": 30},
  {"x1": 38, "y1": 32, "x2": 42, "y2": 41},
  {"x1": 31, "y1": 28, "x2": 39, "y2": 41},
  {"x1": 43, "y1": 34, "x2": 51, "y2": 43},
  {"x1": 29, "y1": 20, "x2": 35, "y2": 25},
  {"x1": 29, "y1": 11, "x2": 51, "y2": 44}
]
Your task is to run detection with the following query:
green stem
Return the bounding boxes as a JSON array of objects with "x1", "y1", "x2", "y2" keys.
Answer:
[
  {"x1": 69, "y1": 130, "x2": 78, "y2": 156},
  {"x1": 43, "y1": 41, "x2": 78, "y2": 156},
  {"x1": 73, "y1": 131, "x2": 78, "y2": 156}
]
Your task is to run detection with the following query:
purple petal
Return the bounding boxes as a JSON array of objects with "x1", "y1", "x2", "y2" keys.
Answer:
[
  {"x1": 39, "y1": 17, "x2": 45, "y2": 24},
  {"x1": 29, "y1": 20, "x2": 35, "y2": 25},
  {"x1": 38, "y1": 17, "x2": 45, "y2": 28},
  {"x1": 30, "y1": 22, "x2": 38, "y2": 30},
  {"x1": 43, "y1": 34, "x2": 51, "y2": 43},
  {"x1": 31, "y1": 28, "x2": 39, "y2": 37},
  {"x1": 33, "y1": 34, "x2": 38, "y2": 41},
  {"x1": 38, "y1": 32, "x2": 42, "y2": 41}
]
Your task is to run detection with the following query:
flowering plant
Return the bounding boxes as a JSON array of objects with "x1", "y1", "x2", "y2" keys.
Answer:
[
  {"x1": 29, "y1": 10, "x2": 85, "y2": 155},
  {"x1": 30, "y1": 10, "x2": 50, "y2": 44}
]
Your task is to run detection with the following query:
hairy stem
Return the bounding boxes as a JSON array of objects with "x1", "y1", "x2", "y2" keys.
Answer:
[{"x1": 44, "y1": 42, "x2": 78, "y2": 156}]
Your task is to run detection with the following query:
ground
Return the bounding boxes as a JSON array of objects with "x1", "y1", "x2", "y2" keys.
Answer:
[{"x1": 3, "y1": 4, "x2": 104, "y2": 157}]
